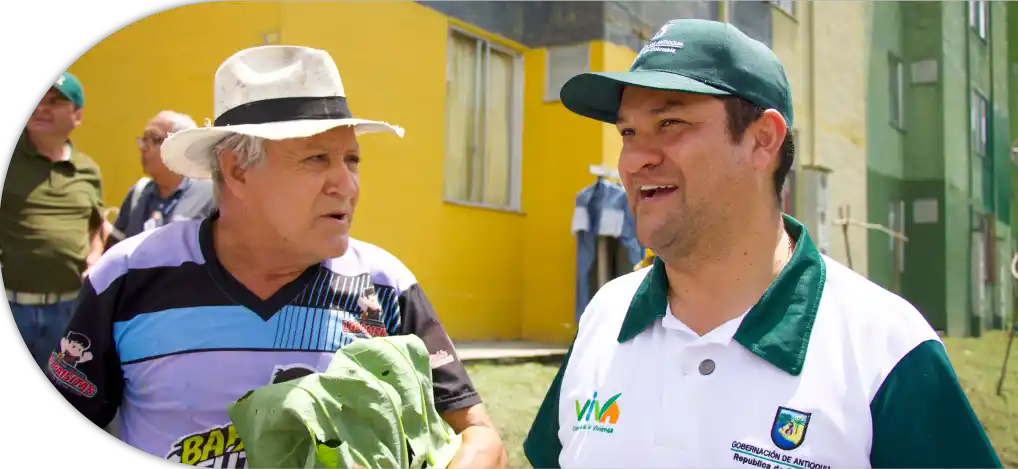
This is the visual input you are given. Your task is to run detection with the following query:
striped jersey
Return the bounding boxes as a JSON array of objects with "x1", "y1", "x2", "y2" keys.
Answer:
[{"x1": 46, "y1": 214, "x2": 479, "y2": 468}]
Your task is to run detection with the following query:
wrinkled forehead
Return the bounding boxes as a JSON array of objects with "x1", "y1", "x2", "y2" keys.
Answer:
[{"x1": 272, "y1": 125, "x2": 361, "y2": 155}]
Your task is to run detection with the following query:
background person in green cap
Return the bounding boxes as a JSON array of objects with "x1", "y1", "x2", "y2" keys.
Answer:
[
  {"x1": 524, "y1": 19, "x2": 1001, "y2": 468},
  {"x1": 1, "y1": 71, "x2": 107, "y2": 370}
]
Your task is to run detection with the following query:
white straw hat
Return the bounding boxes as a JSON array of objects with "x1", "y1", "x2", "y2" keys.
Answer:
[{"x1": 160, "y1": 45, "x2": 405, "y2": 179}]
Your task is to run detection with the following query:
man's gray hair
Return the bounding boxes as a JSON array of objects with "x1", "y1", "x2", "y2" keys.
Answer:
[
  {"x1": 209, "y1": 133, "x2": 267, "y2": 203},
  {"x1": 155, "y1": 110, "x2": 198, "y2": 133}
]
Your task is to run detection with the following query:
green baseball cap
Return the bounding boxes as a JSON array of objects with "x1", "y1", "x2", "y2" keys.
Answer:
[
  {"x1": 53, "y1": 71, "x2": 85, "y2": 109},
  {"x1": 560, "y1": 19, "x2": 793, "y2": 127}
]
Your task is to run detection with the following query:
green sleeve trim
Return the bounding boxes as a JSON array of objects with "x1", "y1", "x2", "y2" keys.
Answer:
[
  {"x1": 523, "y1": 345, "x2": 573, "y2": 469},
  {"x1": 869, "y1": 339, "x2": 1002, "y2": 468}
]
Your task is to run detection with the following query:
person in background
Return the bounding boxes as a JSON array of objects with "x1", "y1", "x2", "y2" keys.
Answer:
[
  {"x1": 1, "y1": 71, "x2": 107, "y2": 370},
  {"x1": 105, "y1": 110, "x2": 213, "y2": 250}
]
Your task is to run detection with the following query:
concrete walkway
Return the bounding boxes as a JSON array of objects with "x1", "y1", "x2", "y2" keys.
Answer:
[{"x1": 454, "y1": 340, "x2": 568, "y2": 363}]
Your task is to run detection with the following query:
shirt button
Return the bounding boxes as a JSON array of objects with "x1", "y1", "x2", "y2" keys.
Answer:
[{"x1": 698, "y1": 359, "x2": 716, "y2": 376}]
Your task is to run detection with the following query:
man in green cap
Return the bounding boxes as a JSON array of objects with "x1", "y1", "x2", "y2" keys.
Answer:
[
  {"x1": 524, "y1": 19, "x2": 1001, "y2": 468},
  {"x1": 2, "y1": 71, "x2": 107, "y2": 370}
]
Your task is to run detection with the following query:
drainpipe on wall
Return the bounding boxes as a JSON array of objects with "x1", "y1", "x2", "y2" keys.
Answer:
[
  {"x1": 965, "y1": 2, "x2": 976, "y2": 338},
  {"x1": 987, "y1": 2, "x2": 1002, "y2": 329},
  {"x1": 808, "y1": 0, "x2": 817, "y2": 168}
]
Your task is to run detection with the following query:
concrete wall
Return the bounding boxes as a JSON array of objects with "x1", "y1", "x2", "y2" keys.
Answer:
[
  {"x1": 989, "y1": 0, "x2": 1012, "y2": 330},
  {"x1": 770, "y1": 2, "x2": 808, "y2": 223},
  {"x1": 808, "y1": 1, "x2": 871, "y2": 274},
  {"x1": 1010, "y1": 3, "x2": 1018, "y2": 242},
  {"x1": 866, "y1": 1, "x2": 906, "y2": 294},
  {"x1": 887, "y1": 2, "x2": 949, "y2": 333},
  {"x1": 868, "y1": 1, "x2": 1014, "y2": 336}
]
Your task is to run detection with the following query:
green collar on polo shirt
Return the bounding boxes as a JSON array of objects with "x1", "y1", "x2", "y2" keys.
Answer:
[{"x1": 618, "y1": 214, "x2": 826, "y2": 376}]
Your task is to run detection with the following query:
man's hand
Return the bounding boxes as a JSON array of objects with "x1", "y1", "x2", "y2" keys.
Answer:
[
  {"x1": 441, "y1": 403, "x2": 508, "y2": 469},
  {"x1": 83, "y1": 220, "x2": 112, "y2": 279}
]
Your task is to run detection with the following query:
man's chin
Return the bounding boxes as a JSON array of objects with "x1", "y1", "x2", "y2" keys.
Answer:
[{"x1": 316, "y1": 236, "x2": 350, "y2": 260}]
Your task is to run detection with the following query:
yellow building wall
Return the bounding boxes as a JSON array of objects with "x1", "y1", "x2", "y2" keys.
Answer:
[
  {"x1": 596, "y1": 42, "x2": 639, "y2": 170},
  {"x1": 279, "y1": 1, "x2": 528, "y2": 341},
  {"x1": 519, "y1": 46, "x2": 599, "y2": 344},
  {"x1": 66, "y1": 1, "x2": 530, "y2": 341},
  {"x1": 517, "y1": 40, "x2": 640, "y2": 345}
]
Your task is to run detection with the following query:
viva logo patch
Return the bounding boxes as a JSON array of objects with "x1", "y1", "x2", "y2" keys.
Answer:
[{"x1": 573, "y1": 391, "x2": 622, "y2": 434}]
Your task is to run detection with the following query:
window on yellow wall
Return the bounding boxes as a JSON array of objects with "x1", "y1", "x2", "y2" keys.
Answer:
[{"x1": 444, "y1": 28, "x2": 522, "y2": 210}]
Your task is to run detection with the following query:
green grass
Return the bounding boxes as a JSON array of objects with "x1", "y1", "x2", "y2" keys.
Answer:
[
  {"x1": 466, "y1": 360, "x2": 560, "y2": 469},
  {"x1": 943, "y1": 330, "x2": 1017, "y2": 468},
  {"x1": 468, "y1": 330, "x2": 1018, "y2": 469}
]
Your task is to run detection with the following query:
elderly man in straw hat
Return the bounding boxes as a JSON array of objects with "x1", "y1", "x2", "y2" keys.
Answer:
[{"x1": 46, "y1": 45, "x2": 507, "y2": 468}]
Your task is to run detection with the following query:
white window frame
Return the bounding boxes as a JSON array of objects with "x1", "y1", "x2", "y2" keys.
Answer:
[
  {"x1": 888, "y1": 54, "x2": 905, "y2": 130},
  {"x1": 971, "y1": 90, "x2": 988, "y2": 158},
  {"x1": 443, "y1": 27, "x2": 525, "y2": 212},
  {"x1": 545, "y1": 43, "x2": 590, "y2": 103},
  {"x1": 769, "y1": 0, "x2": 795, "y2": 17},
  {"x1": 969, "y1": 0, "x2": 987, "y2": 40}
]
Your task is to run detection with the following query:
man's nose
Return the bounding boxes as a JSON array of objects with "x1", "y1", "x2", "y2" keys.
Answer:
[
  {"x1": 618, "y1": 137, "x2": 666, "y2": 175},
  {"x1": 325, "y1": 165, "x2": 358, "y2": 199}
]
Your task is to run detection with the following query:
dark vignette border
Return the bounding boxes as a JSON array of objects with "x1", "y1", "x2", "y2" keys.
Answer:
[{"x1": 2, "y1": 1, "x2": 205, "y2": 465}]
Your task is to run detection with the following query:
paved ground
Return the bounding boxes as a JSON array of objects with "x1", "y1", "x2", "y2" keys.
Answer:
[{"x1": 454, "y1": 340, "x2": 568, "y2": 362}]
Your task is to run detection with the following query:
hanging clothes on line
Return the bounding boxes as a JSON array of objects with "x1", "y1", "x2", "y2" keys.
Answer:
[{"x1": 571, "y1": 175, "x2": 644, "y2": 323}]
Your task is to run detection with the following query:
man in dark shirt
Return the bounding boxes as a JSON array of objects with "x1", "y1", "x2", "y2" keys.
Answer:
[
  {"x1": 107, "y1": 110, "x2": 213, "y2": 248},
  {"x1": 1, "y1": 72, "x2": 105, "y2": 369}
]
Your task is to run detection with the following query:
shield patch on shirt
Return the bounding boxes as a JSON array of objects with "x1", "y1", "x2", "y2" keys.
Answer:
[{"x1": 770, "y1": 406, "x2": 811, "y2": 450}]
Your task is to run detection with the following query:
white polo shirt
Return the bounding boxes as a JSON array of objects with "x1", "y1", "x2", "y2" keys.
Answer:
[{"x1": 524, "y1": 215, "x2": 1001, "y2": 469}]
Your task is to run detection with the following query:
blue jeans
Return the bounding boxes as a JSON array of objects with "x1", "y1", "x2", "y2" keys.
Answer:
[{"x1": 11, "y1": 299, "x2": 78, "y2": 369}]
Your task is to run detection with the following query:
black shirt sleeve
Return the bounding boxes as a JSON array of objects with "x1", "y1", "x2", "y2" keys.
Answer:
[
  {"x1": 397, "y1": 283, "x2": 482, "y2": 414},
  {"x1": 45, "y1": 277, "x2": 123, "y2": 428},
  {"x1": 112, "y1": 189, "x2": 132, "y2": 234}
]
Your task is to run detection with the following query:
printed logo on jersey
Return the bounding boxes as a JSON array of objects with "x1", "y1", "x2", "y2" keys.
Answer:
[
  {"x1": 47, "y1": 331, "x2": 97, "y2": 398},
  {"x1": 343, "y1": 285, "x2": 389, "y2": 340},
  {"x1": 278, "y1": 271, "x2": 399, "y2": 349},
  {"x1": 429, "y1": 349, "x2": 455, "y2": 369},
  {"x1": 166, "y1": 364, "x2": 320, "y2": 467},
  {"x1": 166, "y1": 422, "x2": 246, "y2": 467},
  {"x1": 572, "y1": 391, "x2": 622, "y2": 434},
  {"x1": 729, "y1": 407, "x2": 829, "y2": 469}
]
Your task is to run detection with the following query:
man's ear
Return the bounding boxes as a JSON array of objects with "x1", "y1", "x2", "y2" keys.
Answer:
[
  {"x1": 72, "y1": 108, "x2": 84, "y2": 128},
  {"x1": 751, "y1": 109, "x2": 787, "y2": 173},
  {"x1": 218, "y1": 149, "x2": 249, "y2": 200}
]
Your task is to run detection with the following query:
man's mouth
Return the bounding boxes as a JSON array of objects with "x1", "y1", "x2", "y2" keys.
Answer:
[
  {"x1": 324, "y1": 212, "x2": 347, "y2": 222},
  {"x1": 638, "y1": 184, "x2": 678, "y2": 200}
]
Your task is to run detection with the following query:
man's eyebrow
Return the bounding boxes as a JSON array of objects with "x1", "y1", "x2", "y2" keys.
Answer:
[
  {"x1": 616, "y1": 99, "x2": 688, "y2": 124},
  {"x1": 649, "y1": 100, "x2": 686, "y2": 114}
]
